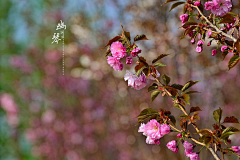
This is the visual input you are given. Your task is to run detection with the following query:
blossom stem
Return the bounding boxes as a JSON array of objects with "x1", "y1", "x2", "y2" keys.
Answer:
[{"x1": 190, "y1": 4, "x2": 237, "y2": 43}]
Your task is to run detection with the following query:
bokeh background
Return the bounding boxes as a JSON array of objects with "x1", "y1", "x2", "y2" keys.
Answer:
[{"x1": 0, "y1": 0, "x2": 240, "y2": 160}]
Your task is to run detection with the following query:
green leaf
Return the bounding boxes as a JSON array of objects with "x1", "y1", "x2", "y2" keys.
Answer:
[
  {"x1": 221, "y1": 127, "x2": 240, "y2": 139},
  {"x1": 223, "y1": 116, "x2": 239, "y2": 123},
  {"x1": 181, "y1": 80, "x2": 201, "y2": 92},
  {"x1": 172, "y1": 104, "x2": 181, "y2": 109},
  {"x1": 148, "y1": 83, "x2": 159, "y2": 92},
  {"x1": 136, "y1": 108, "x2": 158, "y2": 124},
  {"x1": 152, "y1": 54, "x2": 169, "y2": 64},
  {"x1": 183, "y1": 4, "x2": 187, "y2": 14},
  {"x1": 182, "y1": 94, "x2": 190, "y2": 105},
  {"x1": 137, "y1": 108, "x2": 158, "y2": 117},
  {"x1": 134, "y1": 34, "x2": 149, "y2": 41},
  {"x1": 171, "y1": 84, "x2": 183, "y2": 90},
  {"x1": 169, "y1": 115, "x2": 176, "y2": 125},
  {"x1": 169, "y1": 2, "x2": 185, "y2": 12},
  {"x1": 228, "y1": 55, "x2": 240, "y2": 71},
  {"x1": 213, "y1": 107, "x2": 223, "y2": 124},
  {"x1": 184, "y1": 91, "x2": 200, "y2": 94},
  {"x1": 154, "y1": 62, "x2": 166, "y2": 67},
  {"x1": 151, "y1": 91, "x2": 161, "y2": 102},
  {"x1": 226, "y1": 12, "x2": 237, "y2": 16},
  {"x1": 162, "y1": 74, "x2": 170, "y2": 85},
  {"x1": 190, "y1": 106, "x2": 202, "y2": 113}
]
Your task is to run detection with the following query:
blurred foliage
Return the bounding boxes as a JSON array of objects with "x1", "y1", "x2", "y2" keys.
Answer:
[{"x1": 0, "y1": 0, "x2": 240, "y2": 160}]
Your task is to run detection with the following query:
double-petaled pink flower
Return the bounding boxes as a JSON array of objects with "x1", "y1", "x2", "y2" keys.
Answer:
[
  {"x1": 138, "y1": 119, "x2": 171, "y2": 145},
  {"x1": 124, "y1": 70, "x2": 147, "y2": 90},
  {"x1": 180, "y1": 14, "x2": 189, "y2": 24},
  {"x1": 107, "y1": 56, "x2": 123, "y2": 71},
  {"x1": 110, "y1": 41, "x2": 127, "y2": 58},
  {"x1": 211, "y1": 0, "x2": 232, "y2": 17},
  {"x1": 167, "y1": 140, "x2": 178, "y2": 153}
]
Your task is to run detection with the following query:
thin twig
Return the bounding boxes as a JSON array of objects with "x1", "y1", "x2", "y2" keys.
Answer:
[{"x1": 190, "y1": 4, "x2": 237, "y2": 43}]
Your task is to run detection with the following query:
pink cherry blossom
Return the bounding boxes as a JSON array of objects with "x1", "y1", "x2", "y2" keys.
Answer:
[
  {"x1": 110, "y1": 41, "x2": 127, "y2": 58},
  {"x1": 196, "y1": 46, "x2": 203, "y2": 53},
  {"x1": 144, "y1": 119, "x2": 162, "y2": 139},
  {"x1": 212, "y1": 49, "x2": 217, "y2": 56},
  {"x1": 221, "y1": 45, "x2": 228, "y2": 52},
  {"x1": 211, "y1": 0, "x2": 232, "y2": 17},
  {"x1": 231, "y1": 146, "x2": 239, "y2": 152},
  {"x1": 138, "y1": 123, "x2": 147, "y2": 136},
  {"x1": 208, "y1": 29, "x2": 212, "y2": 37},
  {"x1": 180, "y1": 14, "x2": 189, "y2": 23},
  {"x1": 205, "y1": 1, "x2": 214, "y2": 10},
  {"x1": 107, "y1": 56, "x2": 124, "y2": 71},
  {"x1": 124, "y1": 70, "x2": 147, "y2": 90},
  {"x1": 189, "y1": 152, "x2": 200, "y2": 160},
  {"x1": 126, "y1": 56, "x2": 133, "y2": 65},
  {"x1": 167, "y1": 140, "x2": 178, "y2": 153},
  {"x1": 177, "y1": 133, "x2": 182, "y2": 138},
  {"x1": 194, "y1": 1, "x2": 200, "y2": 6},
  {"x1": 131, "y1": 48, "x2": 141, "y2": 57},
  {"x1": 160, "y1": 124, "x2": 171, "y2": 135},
  {"x1": 191, "y1": 39, "x2": 195, "y2": 45},
  {"x1": 197, "y1": 40, "x2": 204, "y2": 46},
  {"x1": 183, "y1": 141, "x2": 193, "y2": 153}
]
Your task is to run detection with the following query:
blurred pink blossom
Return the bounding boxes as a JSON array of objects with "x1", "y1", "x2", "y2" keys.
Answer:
[{"x1": 110, "y1": 41, "x2": 127, "y2": 58}]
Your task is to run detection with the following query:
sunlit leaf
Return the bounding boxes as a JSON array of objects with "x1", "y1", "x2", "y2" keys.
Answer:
[
  {"x1": 151, "y1": 91, "x2": 161, "y2": 102},
  {"x1": 213, "y1": 107, "x2": 222, "y2": 124},
  {"x1": 182, "y1": 94, "x2": 190, "y2": 105},
  {"x1": 228, "y1": 55, "x2": 240, "y2": 71},
  {"x1": 148, "y1": 83, "x2": 159, "y2": 92},
  {"x1": 162, "y1": 74, "x2": 170, "y2": 85},
  {"x1": 181, "y1": 80, "x2": 201, "y2": 92},
  {"x1": 169, "y1": 2, "x2": 185, "y2": 12},
  {"x1": 154, "y1": 62, "x2": 166, "y2": 67}
]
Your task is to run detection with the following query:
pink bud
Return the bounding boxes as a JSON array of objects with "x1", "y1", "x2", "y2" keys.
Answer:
[
  {"x1": 194, "y1": 1, "x2": 200, "y2": 6},
  {"x1": 180, "y1": 14, "x2": 189, "y2": 23},
  {"x1": 196, "y1": 46, "x2": 203, "y2": 53},
  {"x1": 221, "y1": 46, "x2": 228, "y2": 52},
  {"x1": 191, "y1": 39, "x2": 195, "y2": 45},
  {"x1": 212, "y1": 49, "x2": 217, "y2": 56},
  {"x1": 208, "y1": 29, "x2": 212, "y2": 37},
  {"x1": 126, "y1": 56, "x2": 133, "y2": 65},
  {"x1": 177, "y1": 133, "x2": 182, "y2": 138}
]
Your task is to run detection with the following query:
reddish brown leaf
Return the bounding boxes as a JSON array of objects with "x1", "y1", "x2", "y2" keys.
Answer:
[
  {"x1": 223, "y1": 116, "x2": 239, "y2": 123},
  {"x1": 135, "y1": 62, "x2": 145, "y2": 72},
  {"x1": 134, "y1": 34, "x2": 149, "y2": 41},
  {"x1": 235, "y1": 38, "x2": 240, "y2": 52},
  {"x1": 190, "y1": 106, "x2": 202, "y2": 113},
  {"x1": 104, "y1": 36, "x2": 121, "y2": 48}
]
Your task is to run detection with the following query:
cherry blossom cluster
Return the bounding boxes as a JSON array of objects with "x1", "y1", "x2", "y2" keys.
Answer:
[
  {"x1": 107, "y1": 41, "x2": 142, "y2": 71},
  {"x1": 138, "y1": 119, "x2": 170, "y2": 145}
]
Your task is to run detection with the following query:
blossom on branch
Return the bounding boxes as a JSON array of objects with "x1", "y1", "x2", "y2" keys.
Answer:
[
  {"x1": 107, "y1": 56, "x2": 123, "y2": 71},
  {"x1": 124, "y1": 70, "x2": 147, "y2": 90},
  {"x1": 131, "y1": 48, "x2": 141, "y2": 57},
  {"x1": 167, "y1": 140, "x2": 178, "y2": 153},
  {"x1": 110, "y1": 41, "x2": 127, "y2": 58},
  {"x1": 211, "y1": 0, "x2": 232, "y2": 17}
]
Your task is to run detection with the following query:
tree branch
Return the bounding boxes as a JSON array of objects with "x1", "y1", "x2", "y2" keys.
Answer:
[{"x1": 190, "y1": 4, "x2": 237, "y2": 43}]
